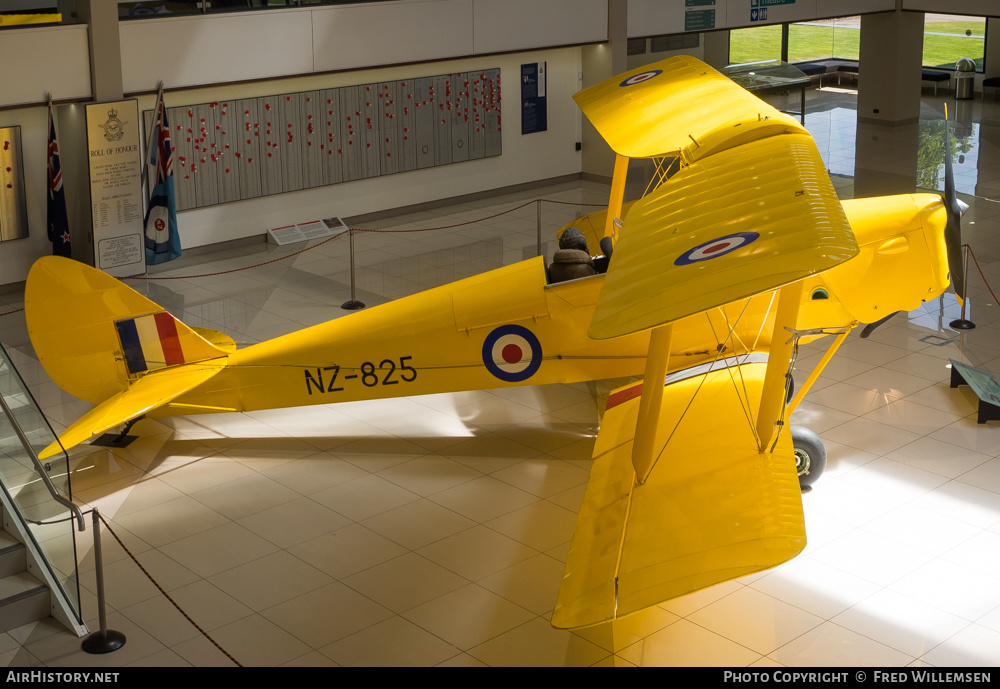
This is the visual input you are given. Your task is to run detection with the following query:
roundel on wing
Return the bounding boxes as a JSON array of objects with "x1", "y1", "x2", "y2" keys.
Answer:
[
  {"x1": 620, "y1": 70, "x2": 663, "y2": 87},
  {"x1": 674, "y1": 232, "x2": 760, "y2": 266},
  {"x1": 482, "y1": 324, "x2": 543, "y2": 382}
]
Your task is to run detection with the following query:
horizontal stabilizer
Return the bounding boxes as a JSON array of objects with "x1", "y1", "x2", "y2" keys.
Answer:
[
  {"x1": 552, "y1": 362, "x2": 805, "y2": 630},
  {"x1": 39, "y1": 360, "x2": 228, "y2": 459},
  {"x1": 191, "y1": 327, "x2": 238, "y2": 352}
]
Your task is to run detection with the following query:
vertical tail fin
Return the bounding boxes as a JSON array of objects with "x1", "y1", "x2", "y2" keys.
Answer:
[{"x1": 25, "y1": 256, "x2": 226, "y2": 405}]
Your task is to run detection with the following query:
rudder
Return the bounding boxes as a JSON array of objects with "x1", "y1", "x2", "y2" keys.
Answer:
[{"x1": 25, "y1": 256, "x2": 226, "y2": 405}]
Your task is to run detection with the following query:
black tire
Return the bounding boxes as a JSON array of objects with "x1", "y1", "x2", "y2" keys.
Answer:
[{"x1": 791, "y1": 425, "x2": 826, "y2": 490}]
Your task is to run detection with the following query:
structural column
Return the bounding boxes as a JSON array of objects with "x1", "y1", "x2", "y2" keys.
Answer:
[
  {"x1": 857, "y1": 11, "x2": 923, "y2": 126},
  {"x1": 984, "y1": 17, "x2": 1000, "y2": 82},
  {"x1": 702, "y1": 29, "x2": 730, "y2": 70},
  {"x1": 581, "y1": 0, "x2": 627, "y2": 181},
  {"x1": 851, "y1": 10, "x2": 922, "y2": 197},
  {"x1": 76, "y1": 0, "x2": 124, "y2": 103}
]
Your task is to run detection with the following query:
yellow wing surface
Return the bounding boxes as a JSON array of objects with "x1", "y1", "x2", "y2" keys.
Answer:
[
  {"x1": 576, "y1": 56, "x2": 858, "y2": 340},
  {"x1": 575, "y1": 55, "x2": 799, "y2": 160},
  {"x1": 589, "y1": 131, "x2": 856, "y2": 339},
  {"x1": 551, "y1": 361, "x2": 806, "y2": 630}
]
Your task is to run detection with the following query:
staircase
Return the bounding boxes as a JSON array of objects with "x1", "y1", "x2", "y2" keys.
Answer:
[
  {"x1": 0, "y1": 506, "x2": 50, "y2": 634},
  {"x1": 0, "y1": 341, "x2": 85, "y2": 637}
]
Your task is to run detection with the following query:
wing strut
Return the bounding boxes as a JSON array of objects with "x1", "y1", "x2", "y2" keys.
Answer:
[
  {"x1": 603, "y1": 154, "x2": 629, "y2": 239},
  {"x1": 756, "y1": 280, "x2": 803, "y2": 450},
  {"x1": 786, "y1": 325, "x2": 854, "y2": 416},
  {"x1": 632, "y1": 323, "x2": 673, "y2": 483}
]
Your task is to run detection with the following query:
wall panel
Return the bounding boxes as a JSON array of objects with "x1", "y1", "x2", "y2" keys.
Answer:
[
  {"x1": 120, "y1": 12, "x2": 315, "y2": 93},
  {"x1": 0, "y1": 26, "x2": 91, "y2": 107},
  {"x1": 154, "y1": 69, "x2": 502, "y2": 212},
  {"x1": 312, "y1": 0, "x2": 474, "y2": 72},
  {"x1": 473, "y1": 0, "x2": 608, "y2": 53}
]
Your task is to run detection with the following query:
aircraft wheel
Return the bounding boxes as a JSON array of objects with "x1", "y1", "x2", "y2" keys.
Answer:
[{"x1": 791, "y1": 425, "x2": 826, "y2": 490}]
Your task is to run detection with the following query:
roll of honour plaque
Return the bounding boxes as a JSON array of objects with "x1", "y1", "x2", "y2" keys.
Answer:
[{"x1": 86, "y1": 100, "x2": 146, "y2": 277}]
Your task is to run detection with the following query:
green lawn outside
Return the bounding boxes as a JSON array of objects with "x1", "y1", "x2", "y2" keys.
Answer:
[
  {"x1": 729, "y1": 25, "x2": 781, "y2": 64},
  {"x1": 729, "y1": 21, "x2": 986, "y2": 71},
  {"x1": 789, "y1": 25, "x2": 859, "y2": 62},
  {"x1": 924, "y1": 20, "x2": 985, "y2": 36}
]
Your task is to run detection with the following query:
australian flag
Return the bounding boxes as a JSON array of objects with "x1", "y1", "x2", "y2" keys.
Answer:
[
  {"x1": 145, "y1": 95, "x2": 181, "y2": 264},
  {"x1": 47, "y1": 103, "x2": 71, "y2": 258}
]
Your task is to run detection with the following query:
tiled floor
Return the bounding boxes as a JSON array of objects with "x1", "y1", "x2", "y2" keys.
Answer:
[{"x1": 2, "y1": 83, "x2": 1000, "y2": 667}]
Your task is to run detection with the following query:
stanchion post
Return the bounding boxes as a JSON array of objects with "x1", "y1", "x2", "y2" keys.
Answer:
[
  {"x1": 950, "y1": 244, "x2": 976, "y2": 330},
  {"x1": 81, "y1": 508, "x2": 126, "y2": 654},
  {"x1": 341, "y1": 228, "x2": 365, "y2": 310}
]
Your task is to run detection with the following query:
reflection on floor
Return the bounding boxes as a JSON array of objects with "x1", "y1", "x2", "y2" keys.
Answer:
[{"x1": 2, "y1": 84, "x2": 1000, "y2": 667}]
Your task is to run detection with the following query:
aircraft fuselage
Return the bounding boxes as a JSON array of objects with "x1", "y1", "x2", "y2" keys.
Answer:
[{"x1": 161, "y1": 192, "x2": 951, "y2": 417}]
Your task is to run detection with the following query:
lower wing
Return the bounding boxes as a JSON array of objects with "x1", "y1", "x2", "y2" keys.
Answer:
[{"x1": 551, "y1": 360, "x2": 805, "y2": 630}]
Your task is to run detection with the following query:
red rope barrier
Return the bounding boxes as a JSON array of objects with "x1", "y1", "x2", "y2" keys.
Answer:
[
  {"x1": 95, "y1": 511, "x2": 243, "y2": 667},
  {"x1": 0, "y1": 197, "x2": 605, "y2": 301},
  {"x1": 964, "y1": 244, "x2": 1000, "y2": 306}
]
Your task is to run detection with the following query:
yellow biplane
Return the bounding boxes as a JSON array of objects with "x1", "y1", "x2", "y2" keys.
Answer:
[{"x1": 24, "y1": 56, "x2": 965, "y2": 630}]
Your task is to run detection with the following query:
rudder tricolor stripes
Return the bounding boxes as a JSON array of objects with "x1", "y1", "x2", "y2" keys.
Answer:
[{"x1": 115, "y1": 312, "x2": 186, "y2": 375}]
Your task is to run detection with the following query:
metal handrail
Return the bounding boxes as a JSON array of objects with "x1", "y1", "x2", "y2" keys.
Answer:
[{"x1": 0, "y1": 391, "x2": 84, "y2": 532}]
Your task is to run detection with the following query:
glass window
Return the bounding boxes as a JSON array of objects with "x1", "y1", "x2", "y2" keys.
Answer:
[
  {"x1": 788, "y1": 17, "x2": 859, "y2": 62},
  {"x1": 729, "y1": 24, "x2": 781, "y2": 65},
  {"x1": 119, "y1": 0, "x2": 391, "y2": 18},
  {"x1": 119, "y1": 1, "x2": 203, "y2": 17},
  {"x1": 923, "y1": 13, "x2": 986, "y2": 71},
  {"x1": 651, "y1": 33, "x2": 699, "y2": 53}
]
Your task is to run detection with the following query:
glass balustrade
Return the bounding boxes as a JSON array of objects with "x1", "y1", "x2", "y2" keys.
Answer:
[{"x1": 0, "y1": 341, "x2": 82, "y2": 629}]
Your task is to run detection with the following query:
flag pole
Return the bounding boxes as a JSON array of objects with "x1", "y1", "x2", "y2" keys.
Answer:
[
  {"x1": 45, "y1": 92, "x2": 72, "y2": 258},
  {"x1": 143, "y1": 82, "x2": 182, "y2": 266},
  {"x1": 142, "y1": 81, "x2": 164, "y2": 187}
]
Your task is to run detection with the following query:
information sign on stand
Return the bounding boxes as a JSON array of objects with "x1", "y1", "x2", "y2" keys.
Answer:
[
  {"x1": 949, "y1": 359, "x2": 1000, "y2": 424},
  {"x1": 267, "y1": 217, "x2": 348, "y2": 246},
  {"x1": 86, "y1": 100, "x2": 145, "y2": 277}
]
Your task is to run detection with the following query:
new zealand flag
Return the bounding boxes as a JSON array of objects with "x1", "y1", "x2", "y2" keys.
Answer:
[
  {"x1": 47, "y1": 104, "x2": 71, "y2": 258},
  {"x1": 145, "y1": 96, "x2": 181, "y2": 264}
]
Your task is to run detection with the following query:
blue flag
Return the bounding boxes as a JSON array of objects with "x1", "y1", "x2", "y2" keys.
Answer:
[
  {"x1": 47, "y1": 103, "x2": 71, "y2": 258},
  {"x1": 145, "y1": 95, "x2": 181, "y2": 264}
]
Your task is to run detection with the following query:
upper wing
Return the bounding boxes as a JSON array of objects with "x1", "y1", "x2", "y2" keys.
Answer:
[
  {"x1": 575, "y1": 56, "x2": 858, "y2": 340},
  {"x1": 575, "y1": 55, "x2": 797, "y2": 159},
  {"x1": 589, "y1": 131, "x2": 857, "y2": 339},
  {"x1": 551, "y1": 360, "x2": 805, "y2": 630}
]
